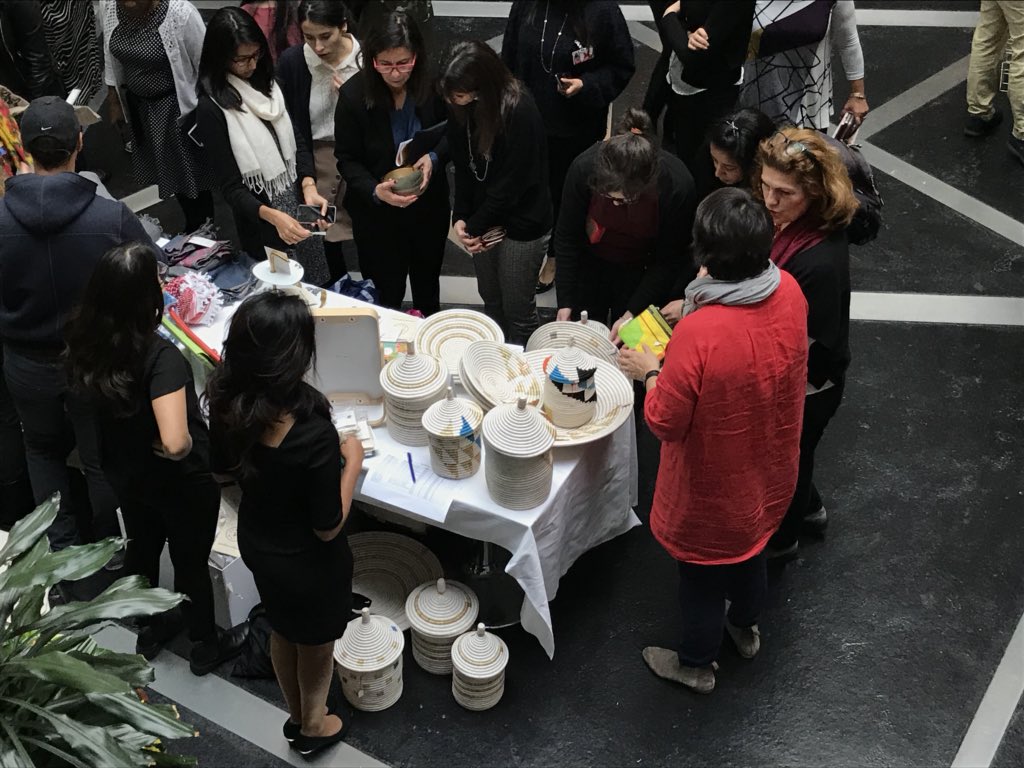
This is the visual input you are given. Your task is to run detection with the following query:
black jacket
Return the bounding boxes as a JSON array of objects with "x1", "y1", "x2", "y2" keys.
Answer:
[
  {"x1": 0, "y1": 0, "x2": 63, "y2": 99},
  {"x1": 448, "y1": 91, "x2": 553, "y2": 241},
  {"x1": 0, "y1": 173, "x2": 153, "y2": 350},
  {"x1": 659, "y1": 1, "x2": 755, "y2": 90},
  {"x1": 275, "y1": 43, "x2": 317, "y2": 184},
  {"x1": 333, "y1": 71, "x2": 450, "y2": 219},
  {"x1": 501, "y1": 0, "x2": 635, "y2": 140},
  {"x1": 555, "y1": 143, "x2": 697, "y2": 316},
  {"x1": 783, "y1": 229, "x2": 851, "y2": 388}
]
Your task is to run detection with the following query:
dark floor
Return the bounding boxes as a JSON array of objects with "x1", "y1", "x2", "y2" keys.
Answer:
[{"x1": 78, "y1": 2, "x2": 1024, "y2": 766}]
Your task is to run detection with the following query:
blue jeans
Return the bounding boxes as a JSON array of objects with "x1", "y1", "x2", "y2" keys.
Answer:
[{"x1": 2, "y1": 347, "x2": 120, "y2": 549}]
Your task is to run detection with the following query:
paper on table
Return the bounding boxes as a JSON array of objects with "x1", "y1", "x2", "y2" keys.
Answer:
[{"x1": 360, "y1": 452, "x2": 456, "y2": 524}]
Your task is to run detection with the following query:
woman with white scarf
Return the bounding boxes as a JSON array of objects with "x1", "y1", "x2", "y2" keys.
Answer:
[{"x1": 195, "y1": 7, "x2": 330, "y2": 286}]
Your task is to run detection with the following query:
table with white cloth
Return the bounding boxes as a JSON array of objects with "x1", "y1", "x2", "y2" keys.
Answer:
[{"x1": 192, "y1": 291, "x2": 640, "y2": 658}]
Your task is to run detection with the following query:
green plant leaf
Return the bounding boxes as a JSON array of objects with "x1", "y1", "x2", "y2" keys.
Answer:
[
  {"x1": 7, "y1": 652, "x2": 132, "y2": 695},
  {"x1": 100, "y1": 575, "x2": 149, "y2": 594},
  {"x1": 0, "y1": 750, "x2": 26, "y2": 768},
  {"x1": 21, "y1": 736, "x2": 89, "y2": 768},
  {"x1": 9, "y1": 585, "x2": 46, "y2": 630},
  {"x1": 0, "y1": 536, "x2": 50, "y2": 626},
  {"x1": 148, "y1": 750, "x2": 199, "y2": 767},
  {"x1": 0, "y1": 697, "x2": 147, "y2": 767},
  {"x1": 87, "y1": 694, "x2": 194, "y2": 741},
  {"x1": 0, "y1": 495, "x2": 59, "y2": 565},
  {"x1": 15, "y1": 583, "x2": 185, "y2": 636},
  {"x1": 0, "y1": 539, "x2": 125, "y2": 595},
  {"x1": 67, "y1": 650, "x2": 156, "y2": 688},
  {"x1": 107, "y1": 723, "x2": 166, "y2": 750},
  {"x1": 0, "y1": 717, "x2": 34, "y2": 768}
]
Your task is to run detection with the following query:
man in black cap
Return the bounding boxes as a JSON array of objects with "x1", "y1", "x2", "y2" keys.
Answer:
[{"x1": 0, "y1": 95, "x2": 155, "y2": 552}]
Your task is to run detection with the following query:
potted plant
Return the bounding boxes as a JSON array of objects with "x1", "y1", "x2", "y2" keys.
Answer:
[{"x1": 0, "y1": 495, "x2": 197, "y2": 766}]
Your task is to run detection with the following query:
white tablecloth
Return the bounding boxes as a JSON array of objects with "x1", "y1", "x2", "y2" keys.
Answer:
[{"x1": 193, "y1": 291, "x2": 640, "y2": 658}]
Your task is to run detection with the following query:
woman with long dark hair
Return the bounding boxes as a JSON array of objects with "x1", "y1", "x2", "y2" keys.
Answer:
[
  {"x1": 334, "y1": 10, "x2": 449, "y2": 314},
  {"x1": 695, "y1": 107, "x2": 777, "y2": 200},
  {"x1": 195, "y1": 7, "x2": 330, "y2": 285},
  {"x1": 441, "y1": 40, "x2": 552, "y2": 344},
  {"x1": 65, "y1": 243, "x2": 244, "y2": 674},
  {"x1": 240, "y1": 0, "x2": 302, "y2": 62},
  {"x1": 206, "y1": 291, "x2": 363, "y2": 757},
  {"x1": 554, "y1": 108, "x2": 696, "y2": 333},
  {"x1": 277, "y1": 0, "x2": 360, "y2": 287},
  {"x1": 502, "y1": 0, "x2": 634, "y2": 293}
]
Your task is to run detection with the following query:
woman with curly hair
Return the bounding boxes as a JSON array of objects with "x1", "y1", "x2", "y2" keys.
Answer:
[{"x1": 752, "y1": 126, "x2": 858, "y2": 559}]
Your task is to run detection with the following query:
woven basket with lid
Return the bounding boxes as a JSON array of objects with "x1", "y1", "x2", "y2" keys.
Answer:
[
  {"x1": 542, "y1": 338, "x2": 598, "y2": 429},
  {"x1": 379, "y1": 341, "x2": 449, "y2": 446},
  {"x1": 333, "y1": 608, "x2": 405, "y2": 711},
  {"x1": 451, "y1": 623, "x2": 509, "y2": 711},
  {"x1": 482, "y1": 397, "x2": 555, "y2": 509},
  {"x1": 405, "y1": 578, "x2": 480, "y2": 675},
  {"x1": 421, "y1": 387, "x2": 483, "y2": 479}
]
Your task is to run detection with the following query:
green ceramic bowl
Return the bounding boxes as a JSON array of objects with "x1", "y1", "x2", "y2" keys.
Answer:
[{"x1": 384, "y1": 166, "x2": 423, "y2": 195}]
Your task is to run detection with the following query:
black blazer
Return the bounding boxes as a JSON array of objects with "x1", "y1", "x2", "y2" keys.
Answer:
[
  {"x1": 333, "y1": 71, "x2": 449, "y2": 218},
  {"x1": 275, "y1": 43, "x2": 316, "y2": 183}
]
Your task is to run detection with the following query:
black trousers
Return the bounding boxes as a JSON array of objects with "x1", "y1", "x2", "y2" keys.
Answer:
[
  {"x1": 668, "y1": 84, "x2": 740, "y2": 177},
  {"x1": 120, "y1": 477, "x2": 220, "y2": 642},
  {"x1": 771, "y1": 383, "x2": 845, "y2": 549},
  {"x1": 353, "y1": 199, "x2": 448, "y2": 315},
  {"x1": 0, "y1": 347, "x2": 33, "y2": 528},
  {"x1": 676, "y1": 552, "x2": 766, "y2": 667},
  {"x1": 547, "y1": 129, "x2": 605, "y2": 260},
  {"x1": 176, "y1": 190, "x2": 215, "y2": 233}
]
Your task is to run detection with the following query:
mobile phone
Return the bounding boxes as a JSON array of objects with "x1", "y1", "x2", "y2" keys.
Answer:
[
  {"x1": 832, "y1": 111, "x2": 860, "y2": 145},
  {"x1": 297, "y1": 204, "x2": 337, "y2": 233}
]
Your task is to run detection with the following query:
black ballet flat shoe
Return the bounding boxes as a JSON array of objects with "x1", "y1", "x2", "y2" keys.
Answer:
[
  {"x1": 293, "y1": 717, "x2": 350, "y2": 758},
  {"x1": 283, "y1": 718, "x2": 300, "y2": 743}
]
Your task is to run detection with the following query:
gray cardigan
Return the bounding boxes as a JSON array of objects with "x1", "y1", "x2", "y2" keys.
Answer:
[{"x1": 99, "y1": 0, "x2": 206, "y2": 124}]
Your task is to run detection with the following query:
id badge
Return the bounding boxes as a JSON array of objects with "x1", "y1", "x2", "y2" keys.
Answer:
[{"x1": 572, "y1": 45, "x2": 594, "y2": 66}]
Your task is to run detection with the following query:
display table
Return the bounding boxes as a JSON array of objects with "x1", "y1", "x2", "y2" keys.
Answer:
[{"x1": 192, "y1": 291, "x2": 640, "y2": 658}]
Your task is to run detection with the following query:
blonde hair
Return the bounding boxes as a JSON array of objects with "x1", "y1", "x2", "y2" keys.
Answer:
[{"x1": 752, "y1": 127, "x2": 858, "y2": 233}]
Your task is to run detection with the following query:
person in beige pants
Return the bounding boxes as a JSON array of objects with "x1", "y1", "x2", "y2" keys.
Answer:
[{"x1": 965, "y1": 0, "x2": 1024, "y2": 164}]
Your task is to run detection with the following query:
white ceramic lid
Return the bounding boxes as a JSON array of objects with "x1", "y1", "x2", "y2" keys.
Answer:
[
  {"x1": 380, "y1": 342, "x2": 449, "y2": 401},
  {"x1": 334, "y1": 608, "x2": 405, "y2": 671},
  {"x1": 482, "y1": 397, "x2": 555, "y2": 457},
  {"x1": 546, "y1": 338, "x2": 597, "y2": 385},
  {"x1": 421, "y1": 387, "x2": 483, "y2": 438},
  {"x1": 405, "y1": 578, "x2": 480, "y2": 638},
  {"x1": 451, "y1": 623, "x2": 509, "y2": 679}
]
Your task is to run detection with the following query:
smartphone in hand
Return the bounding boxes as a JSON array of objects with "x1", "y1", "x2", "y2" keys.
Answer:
[{"x1": 296, "y1": 204, "x2": 337, "y2": 234}]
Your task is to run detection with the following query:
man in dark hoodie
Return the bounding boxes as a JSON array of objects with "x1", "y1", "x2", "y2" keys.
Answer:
[{"x1": 0, "y1": 95, "x2": 155, "y2": 551}]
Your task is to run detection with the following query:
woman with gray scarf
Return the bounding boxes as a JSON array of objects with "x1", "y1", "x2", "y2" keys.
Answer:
[{"x1": 618, "y1": 187, "x2": 808, "y2": 694}]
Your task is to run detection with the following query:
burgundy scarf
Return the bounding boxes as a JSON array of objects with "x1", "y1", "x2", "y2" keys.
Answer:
[{"x1": 771, "y1": 215, "x2": 827, "y2": 269}]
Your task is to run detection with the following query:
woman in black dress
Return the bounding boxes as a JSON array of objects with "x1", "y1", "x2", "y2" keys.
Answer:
[
  {"x1": 64, "y1": 243, "x2": 245, "y2": 675},
  {"x1": 501, "y1": 0, "x2": 634, "y2": 293},
  {"x1": 206, "y1": 291, "x2": 363, "y2": 757},
  {"x1": 334, "y1": 10, "x2": 449, "y2": 314},
  {"x1": 195, "y1": 7, "x2": 330, "y2": 285},
  {"x1": 102, "y1": 0, "x2": 215, "y2": 230}
]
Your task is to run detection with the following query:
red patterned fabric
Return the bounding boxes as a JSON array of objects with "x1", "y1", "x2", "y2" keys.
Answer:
[
  {"x1": 770, "y1": 215, "x2": 827, "y2": 269},
  {"x1": 644, "y1": 272, "x2": 808, "y2": 564}
]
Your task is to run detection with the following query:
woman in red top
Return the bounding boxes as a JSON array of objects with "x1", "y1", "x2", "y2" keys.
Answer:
[{"x1": 619, "y1": 187, "x2": 808, "y2": 694}]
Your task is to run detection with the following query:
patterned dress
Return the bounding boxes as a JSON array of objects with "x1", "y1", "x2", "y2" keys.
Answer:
[
  {"x1": 39, "y1": 0, "x2": 102, "y2": 103},
  {"x1": 109, "y1": 0, "x2": 211, "y2": 199}
]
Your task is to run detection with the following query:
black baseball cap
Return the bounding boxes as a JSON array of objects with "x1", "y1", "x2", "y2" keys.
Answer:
[{"x1": 20, "y1": 96, "x2": 81, "y2": 154}]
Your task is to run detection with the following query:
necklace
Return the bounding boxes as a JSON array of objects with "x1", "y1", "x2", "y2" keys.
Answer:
[
  {"x1": 466, "y1": 121, "x2": 489, "y2": 182},
  {"x1": 539, "y1": 0, "x2": 567, "y2": 75}
]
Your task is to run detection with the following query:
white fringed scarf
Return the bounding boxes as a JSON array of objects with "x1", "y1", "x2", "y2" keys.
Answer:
[{"x1": 220, "y1": 74, "x2": 297, "y2": 198}]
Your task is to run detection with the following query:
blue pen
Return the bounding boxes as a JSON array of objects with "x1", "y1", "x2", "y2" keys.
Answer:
[{"x1": 406, "y1": 452, "x2": 416, "y2": 483}]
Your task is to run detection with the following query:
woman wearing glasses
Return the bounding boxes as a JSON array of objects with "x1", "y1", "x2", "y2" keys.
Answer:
[
  {"x1": 441, "y1": 40, "x2": 552, "y2": 345},
  {"x1": 195, "y1": 7, "x2": 330, "y2": 285},
  {"x1": 277, "y1": 0, "x2": 361, "y2": 288},
  {"x1": 101, "y1": 0, "x2": 214, "y2": 231},
  {"x1": 334, "y1": 11, "x2": 449, "y2": 314},
  {"x1": 753, "y1": 126, "x2": 858, "y2": 560},
  {"x1": 554, "y1": 108, "x2": 697, "y2": 337}
]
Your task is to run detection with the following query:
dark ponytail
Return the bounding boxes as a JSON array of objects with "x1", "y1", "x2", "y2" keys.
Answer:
[{"x1": 589, "y1": 107, "x2": 659, "y2": 200}]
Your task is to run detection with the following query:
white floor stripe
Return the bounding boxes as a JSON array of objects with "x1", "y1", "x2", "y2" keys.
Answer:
[
  {"x1": 856, "y1": 9, "x2": 979, "y2": 28},
  {"x1": 858, "y1": 54, "x2": 971, "y2": 141},
  {"x1": 95, "y1": 625, "x2": 387, "y2": 768},
  {"x1": 851, "y1": 292, "x2": 1024, "y2": 327},
  {"x1": 952, "y1": 613, "x2": 1024, "y2": 767},
  {"x1": 858, "y1": 141, "x2": 1024, "y2": 248},
  {"x1": 627, "y1": 19, "x2": 663, "y2": 53}
]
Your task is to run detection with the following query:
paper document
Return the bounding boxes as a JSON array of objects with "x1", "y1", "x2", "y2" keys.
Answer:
[{"x1": 360, "y1": 453, "x2": 457, "y2": 524}]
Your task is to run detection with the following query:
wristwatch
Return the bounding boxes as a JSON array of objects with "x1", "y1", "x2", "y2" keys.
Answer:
[{"x1": 644, "y1": 369, "x2": 661, "y2": 384}]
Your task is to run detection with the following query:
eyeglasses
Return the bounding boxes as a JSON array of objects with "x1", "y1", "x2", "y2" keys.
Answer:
[
  {"x1": 770, "y1": 131, "x2": 819, "y2": 166},
  {"x1": 231, "y1": 51, "x2": 262, "y2": 66},
  {"x1": 372, "y1": 55, "x2": 416, "y2": 74},
  {"x1": 602, "y1": 191, "x2": 639, "y2": 207}
]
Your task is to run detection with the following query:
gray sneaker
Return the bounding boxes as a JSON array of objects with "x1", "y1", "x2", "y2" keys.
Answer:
[
  {"x1": 642, "y1": 647, "x2": 715, "y2": 693},
  {"x1": 725, "y1": 621, "x2": 761, "y2": 659}
]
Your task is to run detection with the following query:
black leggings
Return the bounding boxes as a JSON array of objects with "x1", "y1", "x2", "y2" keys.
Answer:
[{"x1": 121, "y1": 477, "x2": 220, "y2": 641}]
